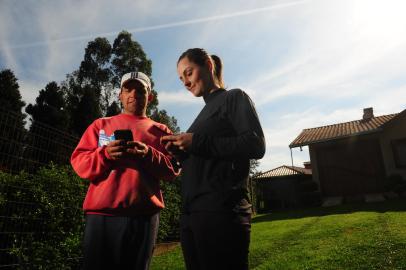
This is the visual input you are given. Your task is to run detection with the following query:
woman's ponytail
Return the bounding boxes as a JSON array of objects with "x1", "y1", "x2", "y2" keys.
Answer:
[{"x1": 210, "y1": 54, "x2": 225, "y2": 89}]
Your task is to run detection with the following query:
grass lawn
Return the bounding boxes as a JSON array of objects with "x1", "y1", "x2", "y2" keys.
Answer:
[{"x1": 150, "y1": 199, "x2": 406, "y2": 270}]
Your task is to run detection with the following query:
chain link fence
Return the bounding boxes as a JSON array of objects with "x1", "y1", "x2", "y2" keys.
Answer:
[{"x1": 0, "y1": 107, "x2": 81, "y2": 269}]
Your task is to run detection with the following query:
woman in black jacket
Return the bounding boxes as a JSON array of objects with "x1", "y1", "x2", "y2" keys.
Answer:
[{"x1": 162, "y1": 48, "x2": 265, "y2": 270}]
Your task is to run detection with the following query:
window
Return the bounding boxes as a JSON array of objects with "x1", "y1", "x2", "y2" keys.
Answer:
[{"x1": 392, "y1": 138, "x2": 406, "y2": 168}]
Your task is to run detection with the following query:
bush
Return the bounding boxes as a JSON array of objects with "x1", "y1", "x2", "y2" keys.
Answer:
[
  {"x1": 158, "y1": 177, "x2": 181, "y2": 242},
  {"x1": 0, "y1": 164, "x2": 182, "y2": 268},
  {"x1": 0, "y1": 164, "x2": 87, "y2": 269}
]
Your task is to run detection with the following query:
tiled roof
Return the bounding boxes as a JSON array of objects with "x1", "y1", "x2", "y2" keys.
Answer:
[
  {"x1": 254, "y1": 165, "x2": 312, "y2": 180},
  {"x1": 290, "y1": 113, "x2": 401, "y2": 148}
]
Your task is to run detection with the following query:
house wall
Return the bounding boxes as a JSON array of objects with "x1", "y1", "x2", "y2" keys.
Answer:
[
  {"x1": 255, "y1": 174, "x2": 315, "y2": 212},
  {"x1": 256, "y1": 177, "x2": 299, "y2": 212},
  {"x1": 312, "y1": 134, "x2": 386, "y2": 197},
  {"x1": 380, "y1": 114, "x2": 406, "y2": 180},
  {"x1": 309, "y1": 146, "x2": 320, "y2": 189}
]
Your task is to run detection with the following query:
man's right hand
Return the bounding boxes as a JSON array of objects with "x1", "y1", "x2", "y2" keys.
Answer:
[{"x1": 106, "y1": 140, "x2": 127, "y2": 160}]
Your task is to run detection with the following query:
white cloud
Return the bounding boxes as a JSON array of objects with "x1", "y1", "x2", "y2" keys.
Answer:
[
  {"x1": 0, "y1": 6, "x2": 18, "y2": 71},
  {"x1": 0, "y1": 0, "x2": 309, "y2": 51},
  {"x1": 238, "y1": 0, "x2": 406, "y2": 108},
  {"x1": 157, "y1": 90, "x2": 203, "y2": 106},
  {"x1": 19, "y1": 80, "x2": 45, "y2": 106},
  {"x1": 1, "y1": 0, "x2": 405, "y2": 175}
]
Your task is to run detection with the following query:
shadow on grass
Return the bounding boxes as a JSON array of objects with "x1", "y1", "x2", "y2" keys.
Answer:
[{"x1": 252, "y1": 198, "x2": 406, "y2": 223}]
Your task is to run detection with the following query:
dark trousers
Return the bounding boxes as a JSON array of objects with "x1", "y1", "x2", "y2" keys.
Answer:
[
  {"x1": 82, "y1": 213, "x2": 159, "y2": 270},
  {"x1": 180, "y1": 212, "x2": 251, "y2": 270}
]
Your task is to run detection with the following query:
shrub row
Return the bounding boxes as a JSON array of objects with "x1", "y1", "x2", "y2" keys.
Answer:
[{"x1": 0, "y1": 164, "x2": 181, "y2": 269}]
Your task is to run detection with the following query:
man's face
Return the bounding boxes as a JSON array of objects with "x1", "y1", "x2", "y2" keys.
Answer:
[{"x1": 119, "y1": 80, "x2": 149, "y2": 116}]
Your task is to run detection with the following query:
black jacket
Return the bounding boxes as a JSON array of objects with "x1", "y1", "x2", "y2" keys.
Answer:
[{"x1": 181, "y1": 88, "x2": 265, "y2": 214}]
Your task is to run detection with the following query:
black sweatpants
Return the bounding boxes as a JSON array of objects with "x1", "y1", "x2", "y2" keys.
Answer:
[
  {"x1": 180, "y1": 212, "x2": 251, "y2": 270},
  {"x1": 82, "y1": 213, "x2": 159, "y2": 270}
]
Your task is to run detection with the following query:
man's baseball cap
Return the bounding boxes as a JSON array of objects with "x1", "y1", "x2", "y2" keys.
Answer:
[{"x1": 120, "y1": 71, "x2": 152, "y2": 93}]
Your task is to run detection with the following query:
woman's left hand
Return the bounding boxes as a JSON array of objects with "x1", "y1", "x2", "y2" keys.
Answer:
[{"x1": 161, "y1": 133, "x2": 193, "y2": 151}]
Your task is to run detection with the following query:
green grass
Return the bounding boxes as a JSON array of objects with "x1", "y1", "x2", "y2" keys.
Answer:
[{"x1": 150, "y1": 199, "x2": 406, "y2": 270}]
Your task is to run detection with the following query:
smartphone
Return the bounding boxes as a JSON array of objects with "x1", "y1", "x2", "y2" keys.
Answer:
[{"x1": 114, "y1": 129, "x2": 133, "y2": 142}]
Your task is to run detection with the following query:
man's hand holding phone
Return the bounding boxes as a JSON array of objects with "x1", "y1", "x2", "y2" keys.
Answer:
[
  {"x1": 126, "y1": 141, "x2": 149, "y2": 158},
  {"x1": 106, "y1": 140, "x2": 128, "y2": 160},
  {"x1": 106, "y1": 129, "x2": 149, "y2": 160}
]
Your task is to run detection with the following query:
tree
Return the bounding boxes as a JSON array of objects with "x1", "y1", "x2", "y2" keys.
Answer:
[
  {"x1": 63, "y1": 37, "x2": 112, "y2": 136},
  {"x1": 25, "y1": 81, "x2": 68, "y2": 130},
  {"x1": 0, "y1": 69, "x2": 26, "y2": 172},
  {"x1": 111, "y1": 31, "x2": 152, "y2": 87},
  {"x1": 0, "y1": 69, "x2": 26, "y2": 115},
  {"x1": 249, "y1": 159, "x2": 261, "y2": 178},
  {"x1": 78, "y1": 37, "x2": 113, "y2": 114},
  {"x1": 150, "y1": 109, "x2": 180, "y2": 134},
  {"x1": 63, "y1": 71, "x2": 103, "y2": 137},
  {"x1": 72, "y1": 86, "x2": 102, "y2": 135},
  {"x1": 24, "y1": 82, "x2": 71, "y2": 167},
  {"x1": 63, "y1": 30, "x2": 172, "y2": 136},
  {"x1": 249, "y1": 159, "x2": 261, "y2": 214},
  {"x1": 105, "y1": 101, "x2": 121, "y2": 117}
]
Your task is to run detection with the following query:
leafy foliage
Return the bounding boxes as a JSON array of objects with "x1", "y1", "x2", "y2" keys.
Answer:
[
  {"x1": 0, "y1": 163, "x2": 182, "y2": 268},
  {"x1": 62, "y1": 31, "x2": 159, "y2": 136},
  {"x1": 0, "y1": 69, "x2": 26, "y2": 116},
  {"x1": 0, "y1": 164, "x2": 182, "y2": 268},
  {"x1": 158, "y1": 178, "x2": 182, "y2": 242},
  {"x1": 25, "y1": 81, "x2": 68, "y2": 130},
  {"x1": 150, "y1": 109, "x2": 181, "y2": 134},
  {"x1": 0, "y1": 69, "x2": 27, "y2": 173},
  {"x1": 0, "y1": 164, "x2": 88, "y2": 269}
]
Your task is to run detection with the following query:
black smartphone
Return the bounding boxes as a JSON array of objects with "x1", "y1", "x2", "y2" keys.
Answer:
[{"x1": 114, "y1": 129, "x2": 133, "y2": 142}]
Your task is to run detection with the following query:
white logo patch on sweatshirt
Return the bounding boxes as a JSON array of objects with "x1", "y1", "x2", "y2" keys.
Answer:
[{"x1": 98, "y1": 130, "x2": 115, "y2": 147}]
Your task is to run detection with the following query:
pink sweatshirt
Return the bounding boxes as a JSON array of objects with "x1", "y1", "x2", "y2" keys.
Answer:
[{"x1": 71, "y1": 113, "x2": 180, "y2": 216}]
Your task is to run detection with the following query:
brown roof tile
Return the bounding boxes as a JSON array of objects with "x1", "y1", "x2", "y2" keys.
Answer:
[
  {"x1": 290, "y1": 113, "x2": 400, "y2": 148},
  {"x1": 254, "y1": 165, "x2": 312, "y2": 179}
]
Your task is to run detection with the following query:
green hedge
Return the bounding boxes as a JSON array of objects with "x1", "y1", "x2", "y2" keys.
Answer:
[
  {"x1": 0, "y1": 164, "x2": 87, "y2": 269},
  {"x1": 159, "y1": 178, "x2": 181, "y2": 242},
  {"x1": 0, "y1": 164, "x2": 181, "y2": 269}
]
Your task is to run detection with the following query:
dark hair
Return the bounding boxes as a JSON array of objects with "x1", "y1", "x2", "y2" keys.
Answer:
[{"x1": 178, "y1": 48, "x2": 225, "y2": 89}]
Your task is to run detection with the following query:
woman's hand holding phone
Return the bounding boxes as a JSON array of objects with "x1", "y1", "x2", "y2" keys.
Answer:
[{"x1": 161, "y1": 133, "x2": 193, "y2": 157}]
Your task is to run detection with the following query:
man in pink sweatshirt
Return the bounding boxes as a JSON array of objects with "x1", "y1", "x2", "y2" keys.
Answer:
[{"x1": 71, "y1": 71, "x2": 180, "y2": 270}]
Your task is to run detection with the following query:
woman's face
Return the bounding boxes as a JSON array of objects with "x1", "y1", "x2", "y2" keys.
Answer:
[{"x1": 177, "y1": 56, "x2": 213, "y2": 97}]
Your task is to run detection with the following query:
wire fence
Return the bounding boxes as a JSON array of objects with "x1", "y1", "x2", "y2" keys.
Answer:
[
  {"x1": 0, "y1": 107, "x2": 78, "y2": 174},
  {"x1": 0, "y1": 107, "x2": 81, "y2": 269}
]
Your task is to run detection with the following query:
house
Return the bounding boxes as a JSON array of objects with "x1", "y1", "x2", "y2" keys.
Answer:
[
  {"x1": 253, "y1": 163, "x2": 320, "y2": 212},
  {"x1": 289, "y1": 108, "x2": 406, "y2": 198}
]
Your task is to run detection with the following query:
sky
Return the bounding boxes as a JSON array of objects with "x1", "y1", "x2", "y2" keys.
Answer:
[{"x1": 1, "y1": 0, "x2": 405, "y2": 172}]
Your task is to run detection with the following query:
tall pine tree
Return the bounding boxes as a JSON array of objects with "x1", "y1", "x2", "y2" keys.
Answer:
[
  {"x1": 25, "y1": 81, "x2": 68, "y2": 129},
  {"x1": 24, "y1": 82, "x2": 71, "y2": 167},
  {"x1": 0, "y1": 69, "x2": 26, "y2": 172},
  {"x1": 0, "y1": 69, "x2": 26, "y2": 119}
]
